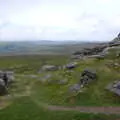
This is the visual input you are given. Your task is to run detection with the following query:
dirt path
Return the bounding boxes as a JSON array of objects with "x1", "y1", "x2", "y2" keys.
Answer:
[
  {"x1": 47, "y1": 105, "x2": 120, "y2": 115},
  {"x1": 32, "y1": 99, "x2": 120, "y2": 115}
]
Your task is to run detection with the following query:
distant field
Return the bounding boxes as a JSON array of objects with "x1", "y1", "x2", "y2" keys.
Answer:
[{"x1": 0, "y1": 41, "x2": 101, "y2": 55}]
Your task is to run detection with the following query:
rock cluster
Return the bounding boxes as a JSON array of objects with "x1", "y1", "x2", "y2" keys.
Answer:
[
  {"x1": 72, "y1": 33, "x2": 120, "y2": 60},
  {"x1": 0, "y1": 71, "x2": 14, "y2": 95},
  {"x1": 73, "y1": 45, "x2": 107, "y2": 57},
  {"x1": 69, "y1": 69, "x2": 97, "y2": 93},
  {"x1": 80, "y1": 69, "x2": 97, "y2": 85}
]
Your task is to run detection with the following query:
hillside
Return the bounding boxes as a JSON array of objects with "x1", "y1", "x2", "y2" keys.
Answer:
[{"x1": 0, "y1": 35, "x2": 120, "y2": 120}]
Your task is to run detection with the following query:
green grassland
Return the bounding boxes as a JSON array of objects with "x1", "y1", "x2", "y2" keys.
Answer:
[
  {"x1": 1, "y1": 97, "x2": 120, "y2": 120},
  {"x1": 0, "y1": 47, "x2": 120, "y2": 120}
]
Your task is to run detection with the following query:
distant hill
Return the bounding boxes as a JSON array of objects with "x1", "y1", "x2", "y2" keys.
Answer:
[{"x1": 0, "y1": 41, "x2": 101, "y2": 56}]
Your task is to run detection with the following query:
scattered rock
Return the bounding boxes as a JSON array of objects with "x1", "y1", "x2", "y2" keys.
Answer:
[
  {"x1": 88, "y1": 54, "x2": 105, "y2": 60},
  {"x1": 71, "y1": 55, "x2": 83, "y2": 60},
  {"x1": 40, "y1": 74, "x2": 52, "y2": 83},
  {"x1": 79, "y1": 69, "x2": 97, "y2": 86},
  {"x1": 58, "y1": 79, "x2": 68, "y2": 85},
  {"x1": 69, "y1": 84, "x2": 81, "y2": 93},
  {"x1": 73, "y1": 45, "x2": 107, "y2": 57},
  {"x1": 65, "y1": 62, "x2": 77, "y2": 69},
  {"x1": 68, "y1": 68, "x2": 97, "y2": 94},
  {"x1": 81, "y1": 69, "x2": 97, "y2": 79},
  {"x1": 41, "y1": 65, "x2": 58, "y2": 71},
  {"x1": 106, "y1": 80, "x2": 120, "y2": 96}
]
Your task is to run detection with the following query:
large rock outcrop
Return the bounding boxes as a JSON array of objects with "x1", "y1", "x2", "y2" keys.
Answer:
[{"x1": 72, "y1": 33, "x2": 120, "y2": 59}]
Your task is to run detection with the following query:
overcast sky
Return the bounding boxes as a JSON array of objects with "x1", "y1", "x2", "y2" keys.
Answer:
[{"x1": 0, "y1": 0, "x2": 120, "y2": 41}]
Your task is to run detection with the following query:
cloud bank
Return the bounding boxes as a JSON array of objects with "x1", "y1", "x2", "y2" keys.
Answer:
[{"x1": 0, "y1": 0, "x2": 120, "y2": 41}]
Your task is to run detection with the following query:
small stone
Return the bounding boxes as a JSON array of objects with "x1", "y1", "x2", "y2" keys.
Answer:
[
  {"x1": 41, "y1": 65, "x2": 58, "y2": 71},
  {"x1": 69, "y1": 84, "x2": 81, "y2": 93}
]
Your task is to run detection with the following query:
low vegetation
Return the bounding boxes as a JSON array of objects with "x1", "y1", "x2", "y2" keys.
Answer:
[{"x1": 0, "y1": 39, "x2": 120, "y2": 119}]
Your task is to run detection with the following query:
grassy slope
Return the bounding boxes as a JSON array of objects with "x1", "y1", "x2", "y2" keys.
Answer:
[
  {"x1": 0, "y1": 97, "x2": 120, "y2": 120},
  {"x1": 0, "y1": 48, "x2": 120, "y2": 119}
]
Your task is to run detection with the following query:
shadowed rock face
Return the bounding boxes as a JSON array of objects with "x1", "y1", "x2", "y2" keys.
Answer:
[
  {"x1": 0, "y1": 71, "x2": 14, "y2": 95},
  {"x1": 80, "y1": 69, "x2": 97, "y2": 85},
  {"x1": 69, "y1": 69, "x2": 97, "y2": 93},
  {"x1": 0, "y1": 79, "x2": 7, "y2": 95},
  {"x1": 65, "y1": 62, "x2": 77, "y2": 70}
]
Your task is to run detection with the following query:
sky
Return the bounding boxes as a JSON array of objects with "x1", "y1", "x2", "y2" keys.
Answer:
[{"x1": 0, "y1": 0, "x2": 120, "y2": 41}]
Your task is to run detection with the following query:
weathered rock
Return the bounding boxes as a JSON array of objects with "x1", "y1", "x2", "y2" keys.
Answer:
[
  {"x1": 88, "y1": 54, "x2": 105, "y2": 60},
  {"x1": 71, "y1": 55, "x2": 83, "y2": 60},
  {"x1": 68, "y1": 68, "x2": 97, "y2": 94},
  {"x1": 81, "y1": 69, "x2": 97, "y2": 79},
  {"x1": 69, "y1": 84, "x2": 81, "y2": 93},
  {"x1": 40, "y1": 74, "x2": 52, "y2": 83},
  {"x1": 73, "y1": 45, "x2": 107, "y2": 57},
  {"x1": 0, "y1": 71, "x2": 15, "y2": 85},
  {"x1": 65, "y1": 62, "x2": 77, "y2": 69},
  {"x1": 106, "y1": 80, "x2": 120, "y2": 96},
  {"x1": 58, "y1": 79, "x2": 68, "y2": 85},
  {"x1": 80, "y1": 75, "x2": 92, "y2": 85},
  {"x1": 0, "y1": 79, "x2": 7, "y2": 95},
  {"x1": 79, "y1": 69, "x2": 97, "y2": 86},
  {"x1": 72, "y1": 33, "x2": 120, "y2": 60},
  {"x1": 41, "y1": 65, "x2": 58, "y2": 71}
]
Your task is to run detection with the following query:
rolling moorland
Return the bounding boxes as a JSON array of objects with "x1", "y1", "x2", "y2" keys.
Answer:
[
  {"x1": 0, "y1": 41, "x2": 102, "y2": 55},
  {"x1": 0, "y1": 35, "x2": 120, "y2": 120}
]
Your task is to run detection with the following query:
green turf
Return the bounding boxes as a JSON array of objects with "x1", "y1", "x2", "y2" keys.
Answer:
[
  {"x1": 0, "y1": 97, "x2": 120, "y2": 120},
  {"x1": 0, "y1": 48, "x2": 120, "y2": 120}
]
